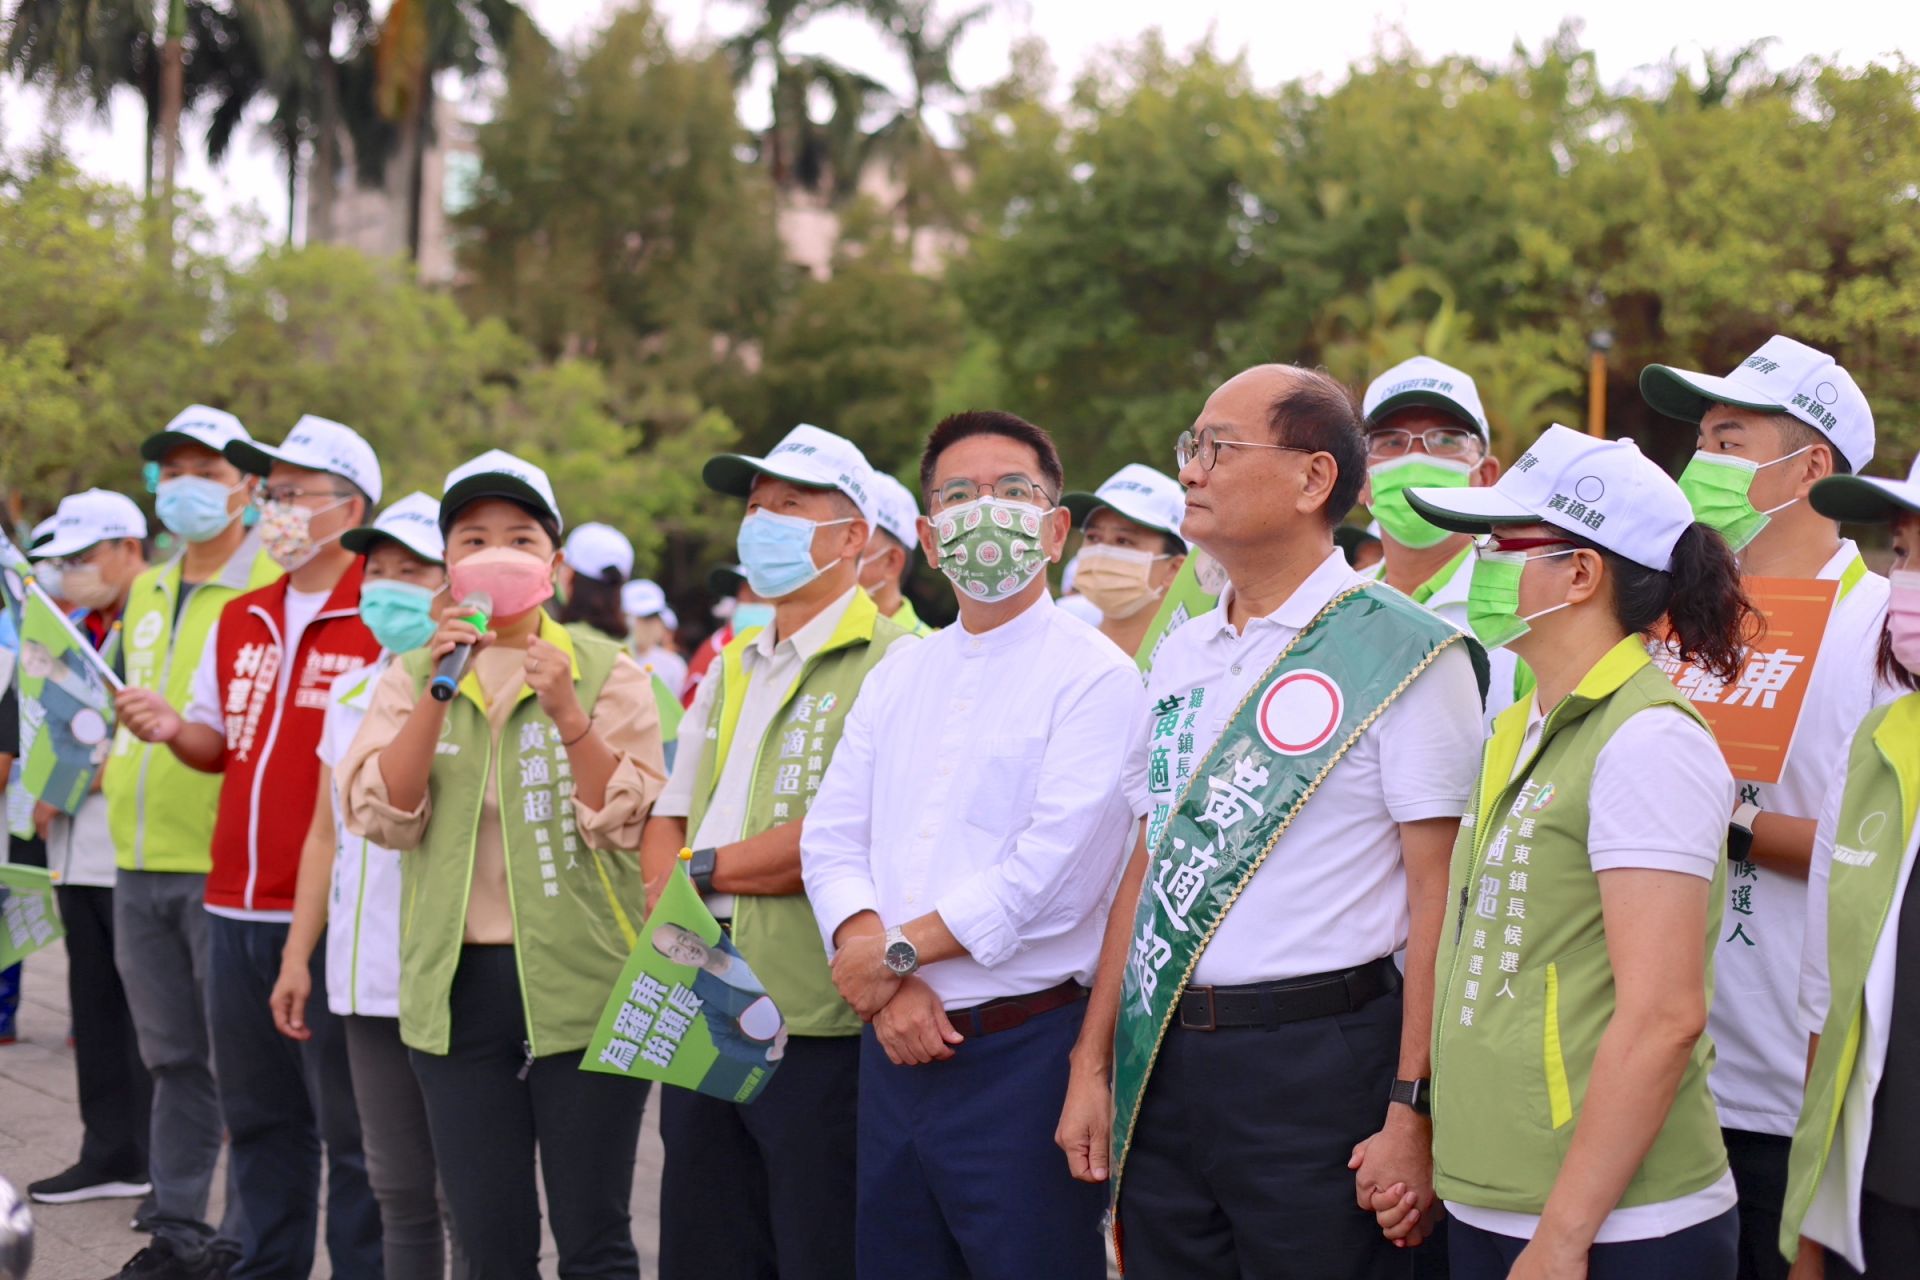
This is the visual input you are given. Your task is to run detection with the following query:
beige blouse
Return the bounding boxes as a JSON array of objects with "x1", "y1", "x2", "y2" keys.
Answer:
[{"x1": 338, "y1": 636, "x2": 667, "y2": 944}]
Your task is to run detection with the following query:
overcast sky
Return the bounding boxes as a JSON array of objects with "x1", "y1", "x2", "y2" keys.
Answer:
[{"x1": 0, "y1": 0, "x2": 1908, "y2": 245}]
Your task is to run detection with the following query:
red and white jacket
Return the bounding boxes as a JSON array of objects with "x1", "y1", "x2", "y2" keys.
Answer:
[{"x1": 205, "y1": 563, "x2": 379, "y2": 915}]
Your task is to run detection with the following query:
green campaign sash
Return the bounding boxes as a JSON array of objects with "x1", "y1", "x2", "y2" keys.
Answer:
[{"x1": 1111, "y1": 583, "x2": 1478, "y2": 1199}]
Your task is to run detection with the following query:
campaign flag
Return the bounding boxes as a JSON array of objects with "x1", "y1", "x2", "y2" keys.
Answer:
[
  {"x1": 0, "y1": 527, "x2": 28, "y2": 693},
  {"x1": 580, "y1": 862, "x2": 786, "y2": 1103},
  {"x1": 17, "y1": 581, "x2": 122, "y2": 815},
  {"x1": 1134, "y1": 550, "x2": 1226, "y2": 674},
  {"x1": 0, "y1": 864, "x2": 64, "y2": 968}
]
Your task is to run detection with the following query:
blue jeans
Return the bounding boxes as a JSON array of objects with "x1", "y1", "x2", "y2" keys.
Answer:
[{"x1": 206, "y1": 914, "x2": 382, "y2": 1279}]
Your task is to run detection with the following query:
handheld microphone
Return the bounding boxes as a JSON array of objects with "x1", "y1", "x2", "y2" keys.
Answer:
[{"x1": 429, "y1": 592, "x2": 493, "y2": 702}]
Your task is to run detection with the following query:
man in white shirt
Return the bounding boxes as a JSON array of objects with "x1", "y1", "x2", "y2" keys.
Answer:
[
  {"x1": 1055, "y1": 365, "x2": 1487, "y2": 1278},
  {"x1": 640, "y1": 423, "x2": 915, "y2": 1280},
  {"x1": 1361, "y1": 355, "x2": 1525, "y2": 716},
  {"x1": 803, "y1": 410, "x2": 1145, "y2": 1278},
  {"x1": 1640, "y1": 335, "x2": 1893, "y2": 1280}
]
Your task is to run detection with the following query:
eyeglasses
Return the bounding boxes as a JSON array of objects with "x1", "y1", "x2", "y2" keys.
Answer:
[
  {"x1": 932, "y1": 474, "x2": 1053, "y2": 511},
  {"x1": 1475, "y1": 534, "x2": 1578, "y2": 555},
  {"x1": 261, "y1": 484, "x2": 353, "y2": 505},
  {"x1": 45, "y1": 544, "x2": 109, "y2": 571},
  {"x1": 1366, "y1": 427, "x2": 1482, "y2": 461},
  {"x1": 1175, "y1": 426, "x2": 1314, "y2": 472}
]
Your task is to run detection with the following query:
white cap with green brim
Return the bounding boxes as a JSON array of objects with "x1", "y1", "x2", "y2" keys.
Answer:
[
  {"x1": 703, "y1": 424, "x2": 877, "y2": 523},
  {"x1": 865, "y1": 472, "x2": 923, "y2": 551},
  {"x1": 440, "y1": 448, "x2": 564, "y2": 534},
  {"x1": 227, "y1": 414, "x2": 384, "y2": 504},
  {"x1": 1406, "y1": 424, "x2": 1693, "y2": 572},
  {"x1": 1062, "y1": 463, "x2": 1190, "y2": 546},
  {"x1": 142, "y1": 405, "x2": 251, "y2": 462},
  {"x1": 34, "y1": 489, "x2": 150, "y2": 558},
  {"x1": 341, "y1": 491, "x2": 445, "y2": 563},
  {"x1": 1362, "y1": 355, "x2": 1490, "y2": 445},
  {"x1": 1639, "y1": 334, "x2": 1875, "y2": 474},
  {"x1": 1811, "y1": 456, "x2": 1920, "y2": 524}
]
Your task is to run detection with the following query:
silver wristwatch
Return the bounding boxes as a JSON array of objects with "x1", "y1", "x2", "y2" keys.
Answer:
[{"x1": 883, "y1": 925, "x2": 920, "y2": 977}]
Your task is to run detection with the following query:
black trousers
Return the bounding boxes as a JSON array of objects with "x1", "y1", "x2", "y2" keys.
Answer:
[
  {"x1": 410, "y1": 945, "x2": 649, "y2": 1280},
  {"x1": 1725, "y1": 1127, "x2": 1792, "y2": 1280},
  {"x1": 656, "y1": 1033, "x2": 857, "y2": 1280},
  {"x1": 58, "y1": 884, "x2": 152, "y2": 1179},
  {"x1": 1451, "y1": 1208, "x2": 1737, "y2": 1279},
  {"x1": 1116, "y1": 987, "x2": 1408, "y2": 1280},
  {"x1": 1828, "y1": 1193, "x2": 1920, "y2": 1278}
]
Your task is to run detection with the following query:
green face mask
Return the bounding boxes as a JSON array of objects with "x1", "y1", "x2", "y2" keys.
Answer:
[
  {"x1": 1675, "y1": 446, "x2": 1811, "y2": 552},
  {"x1": 932, "y1": 497, "x2": 1052, "y2": 602},
  {"x1": 1466, "y1": 546, "x2": 1576, "y2": 650},
  {"x1": 1367, "y1": 455, "x2": 1475, "y2": 549}
]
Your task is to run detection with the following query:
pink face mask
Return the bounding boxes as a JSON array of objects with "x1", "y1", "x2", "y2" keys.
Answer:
[
  {"x1": 1889, "y1": 570, "x2": 1920, "y2": 677},
  {"x1": 448, "y1": 547, "x2": 554, "y2": 620}
]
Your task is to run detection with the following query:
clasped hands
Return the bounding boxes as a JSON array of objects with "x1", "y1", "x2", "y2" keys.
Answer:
[{"x1": 830, "y1": 931, "x2": 965, "y2": 1067}]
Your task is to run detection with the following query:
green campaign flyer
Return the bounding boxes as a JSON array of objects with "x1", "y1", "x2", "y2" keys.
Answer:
[
  {"x1": 17, "y1": 580, "x2": 122, "y2": 816},
  {"x1": 0, "y1": 864, "x2": 65, "y2": 969},
  {"x1": 580, "y1": 866, "x2": 787, "y2": 1104}
]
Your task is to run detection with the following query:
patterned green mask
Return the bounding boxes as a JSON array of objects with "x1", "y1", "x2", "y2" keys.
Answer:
[{"x1": 932, "y1": 497, "x2": 1051, "y2": 602}]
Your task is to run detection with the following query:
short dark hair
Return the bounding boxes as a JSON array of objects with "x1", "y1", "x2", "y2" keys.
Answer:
[
  {"x1": 1267, "y1": 370, "x2": 1367, "y2": 528},
  {"x1": 1775, "y1": 417, "x2": 1852, "y2": 476},
  {"x1": 919, "y1": 411, "x2": 1066, "y2": 504}
]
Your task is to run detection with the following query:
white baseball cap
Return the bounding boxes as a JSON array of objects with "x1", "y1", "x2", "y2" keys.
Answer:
[
  {"x1": 34, "y1": 489, "x2": 150, "y2": 559},
  {"x1": 1063, "y1": 463, "x2": 1189, "y2": 546},
  {"x1": 341, "y1": 491, "x2": 445, "y2": 563},
  {"x1": 1363, "y1": 356, "x2": 1490, "y2": 444},
  {"x1": 704, "y1": 424, "x2": 876, "y2": 523},
  {"x1": 440, "y1": 448, "x2": 564, "y2": 533},
  {"x1": 1810, "y1": 455, "x2": 1920, "y2": 524},
  {"x1": 866, "y1": 472, "x2": 923, "y2": 550},
  {"x1": 141, "y1": 405, "x2": 251, "y2": 462},
  {"x1": 1640, "y1": 335, "x2": 1875, "y2": 474},
  {"x1": 564, "y1": 522, "x2": 634, "y2": 580},
  {"x1": 622, "y1": 576, "x2": 673, "y2": 617},
  {"x1": 227, "y1": 414, "x2": 384, "y2": 504},
  {"x1": 1407, "y1": 424, "x2": 1694, "y2": 571}
]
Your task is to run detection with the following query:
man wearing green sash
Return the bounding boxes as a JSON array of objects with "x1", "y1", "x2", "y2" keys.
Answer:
[
  {"x1": 641, "y1": 423, "x2": 914, "y2": 1280},
  {"x1": 1056, "y1": 365, "x2": 1488, "y2": 1278},
  {"x1": 1361, "y1": 355, "x2": 1524, "y2": 720},
  {"x1": 1641, "y1": 335, "x2": 1890, "y2": 1280}
]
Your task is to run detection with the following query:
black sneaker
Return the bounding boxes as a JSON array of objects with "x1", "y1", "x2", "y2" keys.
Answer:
[
  {"x1": 109, "y1": 1238, "x2": 207, "y2": 1279},
  {"x1": 28, "y1": 1162, "x2": 152, "y2": 1204},
  {"x1": 202, "y1": 1241, "x2": 242, "y2": 1280}
]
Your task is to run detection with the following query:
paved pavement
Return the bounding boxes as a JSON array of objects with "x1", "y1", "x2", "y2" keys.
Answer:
[{"x1": 1, "y1": 945, "x2": 666, "y2": 1279}]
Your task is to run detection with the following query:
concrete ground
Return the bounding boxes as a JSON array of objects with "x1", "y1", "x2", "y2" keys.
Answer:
[{"x1": 0, "y1": 945, "x2": 665, "y2": 1279}]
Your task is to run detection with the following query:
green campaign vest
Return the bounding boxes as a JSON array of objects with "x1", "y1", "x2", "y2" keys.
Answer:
[
  {"x1": 686, "y1": 589, "x2": 913, "y2": 1036},
  {"x1": 397, "y1": 617, "x2": 643, "y2": 1057},
  {"x1": 1111, "y1": 584, "x2": 1486, "y2": 1197},
  {"x1": 1431, "y1": 637, "x2": 1728, "y2": 1213},
  {"x1": 889, "y1": 597, "x2": 937, "y2": 638},
  {"x1": 1780, "y1": 694, "x2": 1920, "y2": 1261},
  {"x1": 104, "y1": 540, "x2": 280, "y2": 873}
]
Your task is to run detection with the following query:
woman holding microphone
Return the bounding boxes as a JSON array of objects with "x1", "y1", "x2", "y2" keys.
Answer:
[
  {"x1": 1370, "y1": 425, "x2": 1757, "y2": 1277},
  {"x1": 338, "y1": 450, "x2": 667, "y2": 1280}
]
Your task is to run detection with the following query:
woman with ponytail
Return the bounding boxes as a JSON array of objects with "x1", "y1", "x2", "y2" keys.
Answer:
[
  {"x1": 1354, "y1": 426, "x2": 1756, "y2": 1278},
  {"x1": 1779, "y1": 459, "x2": 1920, "y2": 1280}
]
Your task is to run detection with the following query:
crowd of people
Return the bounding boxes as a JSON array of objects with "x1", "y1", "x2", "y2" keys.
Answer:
[{"x1": 0, "y1": 334, "x2": 1914, "y2": 1280}]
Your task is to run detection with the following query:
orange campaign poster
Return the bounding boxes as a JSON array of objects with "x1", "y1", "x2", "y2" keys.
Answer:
[{"x1": 1651, "y1": 576, "x2": 1839, "y2": 786}]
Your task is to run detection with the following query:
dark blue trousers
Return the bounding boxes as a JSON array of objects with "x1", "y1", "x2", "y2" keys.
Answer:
[
  {"x1": 857, "y1": 996, "x2": 1108, "y2": 1280},
  {"x1": 207, "y1": 915, "x2": 382, "y2": 1279},
  {"x1": 1450, "y1": 1208, "x2": 1737, "y2": 1279}
]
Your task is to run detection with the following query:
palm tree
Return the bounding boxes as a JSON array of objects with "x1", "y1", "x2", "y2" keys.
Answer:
[
  {"x1": 865, "y1": 0, "x2": 988, "y2": 232},
  {"x1": 723, "y1": 0, "x2": 884, "y2": 198}
]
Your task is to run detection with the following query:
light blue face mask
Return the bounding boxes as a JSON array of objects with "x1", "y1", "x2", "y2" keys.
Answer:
[
  {"x1": 731, "y1": 602, "x2": 776, "y2": 632},
  {"x1": 735, "y1": 510, "x2": 852, "y2": 599},
  {"x1": 359, "y1": 579, "x2": 440, "y2": 654},
  {"x1": 156, "y1": 475, "x2": 245, "y2": 543}
]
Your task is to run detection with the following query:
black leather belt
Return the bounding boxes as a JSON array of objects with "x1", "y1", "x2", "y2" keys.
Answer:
[
  {"x1": 947, "y1": 979, "x2": 1088, "y2": 1039},
  {"x1": 1176, "y1": 957, "x2": 1401, "y2": 1031}
]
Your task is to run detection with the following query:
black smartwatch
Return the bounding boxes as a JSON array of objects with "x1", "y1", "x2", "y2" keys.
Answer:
[
  {"x1": 687, "y1": 847, "x2": 718, "y2": 895},
  {"x1": 1728, "y1": 802, "x2": 1760, "y2": 865},
  {"x1": 1389, "y1": 1077, "x2": 1431, "y2": 1116}
]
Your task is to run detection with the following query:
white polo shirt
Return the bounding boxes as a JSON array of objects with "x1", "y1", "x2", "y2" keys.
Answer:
[
  {"x1": 317, "y1": 656, "x2": 402, "y2": 1017},
  {"x1": 1128, "y1": 549, "x2": 1485, "y2": 986},
  {"x1": 1708, "y1": 541, "x2": 1890, "y2": 1137}
]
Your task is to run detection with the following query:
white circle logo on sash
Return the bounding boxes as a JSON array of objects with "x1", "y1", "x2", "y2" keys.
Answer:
[{"x1": 1256, "y1": 669, "x2": 1344, "y2": 756}]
